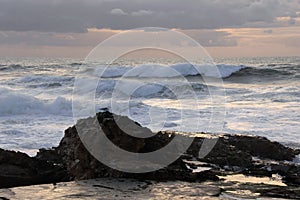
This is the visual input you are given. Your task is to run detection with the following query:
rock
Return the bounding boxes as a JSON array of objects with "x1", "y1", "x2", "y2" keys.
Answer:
[
  {"x1": 260, "y1": 187, "x2": 300, "y2": 199},
  {"x1": 282, "y1": 165, "x2": 300, "y2": 186},
  {"x1": 1, "y1": 110, "x2": 299, "y2": 191},
  {"x1": 225, "y1": 135, "x2": 298, "y2": 161},
  {"x1": 56, "y1": 111, "x2": 299, "y2": 184},
  {"x1": 56, "y1": 112, "x2": 215, "y2": 182},
  {"x1": 0, "y1": 149, "x2": 69, "y2": 188},
  {"x1": 36, "y1": 148, "x2": 64, "y2": 165},
  {"x1": 1, "y1": 178, "x2": 299, "y2": 199},
  {"x1": 198, "y1": 137, "x2": 253, "y2": 168},
  {"x1": 0, "y1": 178, "x2": 223, "y2": 200}
]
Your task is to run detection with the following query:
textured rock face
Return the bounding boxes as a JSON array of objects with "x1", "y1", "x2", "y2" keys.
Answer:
[
  {"x1": 56, "y1": 112, "x2": 207, "y2": 181},
  {"x1": 226, "y1": 135, "x2": 298, "y2": 161},
  {"x1": 1, "y1": 111, "x2": 299, "y2": 191},
  {"x1": 56, "y1": 111, "x2": 299, "y2": 184},
  {"x1": 0, "y1": 148, "x2": 68, "y2": 188}
]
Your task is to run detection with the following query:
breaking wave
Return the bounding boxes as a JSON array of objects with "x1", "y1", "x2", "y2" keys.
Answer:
[
  {"x1": 95, "y1": 64, "x2": 247, "y2": 79},
  {"x1": 0, "y1": 88, "x2": 72, "y2": 116}
]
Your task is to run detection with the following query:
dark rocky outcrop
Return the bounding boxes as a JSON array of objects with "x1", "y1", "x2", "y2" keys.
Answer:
[
  {"x1": 55, "y1": 112, "x2": 211, "y2": 182},
  {"x1": 55, "y1": 111, "x2": 299, "y2": 184},
  {"x1": 226, "y1": 135, "x2": 298, "y2": 161},
  {"x1": 0, "y1": 111, "x2": 299, "y2": 199},
  {"x1": 0, "y1": 148, "x2": 68, "y2": 188}
]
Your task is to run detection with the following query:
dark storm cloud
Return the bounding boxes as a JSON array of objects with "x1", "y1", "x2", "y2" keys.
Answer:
[{"x1": 0, "y1": 0, "x2": 299, "y2": 33}]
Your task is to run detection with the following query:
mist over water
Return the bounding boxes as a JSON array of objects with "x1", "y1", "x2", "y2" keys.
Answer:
[{"x1": 0, "y1": 56, "x2": 299, "y2": 155}]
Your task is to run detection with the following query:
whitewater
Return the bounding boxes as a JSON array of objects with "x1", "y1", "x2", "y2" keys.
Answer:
[{"x1": 0, "y1": 57, "x2": 299, "y2": 156}]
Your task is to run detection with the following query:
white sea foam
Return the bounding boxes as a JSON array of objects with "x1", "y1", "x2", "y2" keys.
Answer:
[
  {"x1": 216, "y1": 64, "x2": 247, "y2": 78},
  {"x1": 294, "y1": 154, "x2": 300, "y2": 165},
  {"x1": 0, "y1": 88, "x2": 72, "y2": 116},
  {"x1": 171, "y1": 63, "x2": 247, "y2": 78}
]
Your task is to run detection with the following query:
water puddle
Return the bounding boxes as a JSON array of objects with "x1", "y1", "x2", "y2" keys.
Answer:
[{"x1": 219, "y1": 174, "x2": 287, "y2": 186}]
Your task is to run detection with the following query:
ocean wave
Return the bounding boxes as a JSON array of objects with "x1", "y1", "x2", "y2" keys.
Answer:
[
  {"x1": 91, "y1": 63, "x2": 247, "y2": 79},
  {"x1": 0, "y1": 88, "x2": 72, "y2": 116},
  {"x1": 27, "y1": 83, "x2": 63, "y2": 89},
  {"x1": 229, "y1": 66, "x2": 297, "y2": 78},
  {"x1": 0, "y1": 63, "x2": 77, "y2": 72},
  {"x1": 70, "y1": 62, "x2": 83, "y2": 66},
  {"x1": 93, "y1": 63, "x2": 299, "y2": 79},
  {"x1": 93, "y1": 79, "x2": 208, "y2": 99},
  {"x1": 0, "y1": 64, "x2": 24, "y2": 71},
  {"x1": 5, "y1": 75, "x2": 74, "y2": 89},
  {"x1": 18, "y1": 75, "x2": 74, "y2": 83}
]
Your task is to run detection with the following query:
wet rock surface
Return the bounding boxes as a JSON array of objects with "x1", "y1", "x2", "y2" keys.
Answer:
[
  {"x1": 0, "y1": 178, "x2": 299, "y2": 200},
  {"x1": 0, "y1": 178, "x2": 222, "y2": 200},
  {"x1": 0, "y1": 149, "x2": 68, "y2": 188},
  {"x1": 0, "y1": 111, "x2": 299, "y2": 199}
]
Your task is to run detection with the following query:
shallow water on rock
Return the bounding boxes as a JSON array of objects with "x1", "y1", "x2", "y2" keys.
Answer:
[
  {"x1": 0, "y1": 178, "x2": 298, "y2": 200},
  {"x1": 219, "y1": 174, "x2": 286, "y2": 187}
]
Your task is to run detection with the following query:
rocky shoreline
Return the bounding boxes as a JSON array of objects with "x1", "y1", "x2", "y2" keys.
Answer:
[{"x1": 0, "y1": 111, "x2": 299, "y2": 199}]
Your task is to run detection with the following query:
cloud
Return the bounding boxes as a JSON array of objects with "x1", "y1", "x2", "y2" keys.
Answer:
[
  {"x1": 180, "y1": 29, "x2": 238, "y2": 47},
  {"x1": 0, "y1": 0, "x2": 299, "y2": 33},
  {"x1": 131, "y1": 10, "x2": 153, "y2": 16},
  {"x1": 0, "y1": 29, "x2": 238, "y2": 47},
  {"x1": 263, "y1": 29, "x2": 273, "y2": 34},
  {"x1": 110, "y1": 8, "x2": 128, "y2": 15},
  {"x1": 110, "y1": 8, "x2": 154, "y2": 17}
]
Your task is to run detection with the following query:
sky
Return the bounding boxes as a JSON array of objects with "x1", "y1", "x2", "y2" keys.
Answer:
[{"x1": 0, "y1": 0, "x2": 299, "y2": 58}]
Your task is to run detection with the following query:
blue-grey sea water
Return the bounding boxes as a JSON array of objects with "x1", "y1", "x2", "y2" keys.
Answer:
[{"x1": 0, "y1": 56, "x2": 299, "y2": 156}]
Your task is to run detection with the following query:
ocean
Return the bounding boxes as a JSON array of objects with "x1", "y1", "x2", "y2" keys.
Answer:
[{"x1": 0, "y1": 56, "x2": 299, "y2": 156}]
